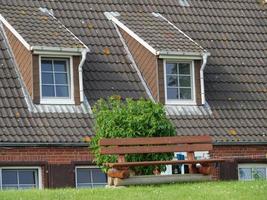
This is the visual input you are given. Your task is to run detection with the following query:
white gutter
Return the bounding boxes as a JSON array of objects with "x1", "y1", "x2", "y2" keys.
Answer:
[
  {"x1": 200, "y1": 52, "x2": 210, "y2": 105},
  {"x1": 31, "y1": 46, "x2": 84, "y2": 53},
  {"x1": 79, "y1": 48, "x2": 89, "y2": 102}
]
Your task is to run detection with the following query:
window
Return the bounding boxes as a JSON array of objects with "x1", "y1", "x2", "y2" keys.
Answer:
[
  {"x1": 75, "y1": 167, "x2": 107, "y2": 188},
  {"x1": 238, "y1": 164, "x2": 267, "y2": 181},
  {"x1": 164, "y1": 61, "x2": 195, "y2": 105},
  {"x1": 40, "y1": 57, "x2": 74, "y2": 104},
  {"x1": 0, "y1": 167, "x2": 42, "y2": 190}
]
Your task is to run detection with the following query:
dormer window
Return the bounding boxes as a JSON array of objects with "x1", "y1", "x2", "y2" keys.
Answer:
[
  {"x1": 40, "y1": 56, "x2": 74, "y2": 104},
  {"x1": 164, "y1": 60, "x2": 196, "y2": 105}
]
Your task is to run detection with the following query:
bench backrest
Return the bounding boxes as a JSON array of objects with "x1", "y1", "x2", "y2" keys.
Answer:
[{"x1": 99, "y1": 135, "x2": 213, "y2": 155}]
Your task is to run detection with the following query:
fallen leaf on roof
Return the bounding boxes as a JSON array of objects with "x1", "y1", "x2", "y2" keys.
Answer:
[
  {"x1": 39, "y1": 16, "x2": 48, "y2": 21},
  {"x1": 103, "y1": 47, "x2": 111, "y2": 55},
  {"x1": 83, "y1": 136, "x2": 91, "y2": 143},
  {"x1": 228, "y1": 128, "x2": 237, "y2": 136},
  {"x1": 87, "y1": 23, "x2": 94, "y2": 30},
  {"x1": 15, "y1": 112, "x2": 20, "y2": 118}
]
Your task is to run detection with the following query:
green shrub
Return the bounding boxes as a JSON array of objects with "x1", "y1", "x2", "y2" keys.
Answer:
[{"x1": 90, "y1": 96, "x2": 176, "y2": 175}]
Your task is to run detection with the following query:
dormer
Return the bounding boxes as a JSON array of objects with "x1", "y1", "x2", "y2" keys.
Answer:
[
  {"x1": 105, "y1": 12, "x2": 210, "y2": 106},
  {"x1": 0, "y1": 7, "x2": 89, "y2": 105}
]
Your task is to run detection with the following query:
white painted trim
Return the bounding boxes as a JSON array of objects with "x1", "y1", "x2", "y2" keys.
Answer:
[
  {"x1": 75, "y1": 166, "x2": 107, "y2": 188},
  {"x1": 32, "y1": 46, "x2": 86, "y2": 53},
  {"x1": 79, "y1": 49, "x2": 90, "y2": 102},
  {"x1": 0, "y1": 166, "x2": 43, "y2": 189},
  {"x1": 113, "y1": 23, "x2": 155, "y2": 102},
  {"x1": 159, "y1": 54, "x2": 202, "y2": 60},
  {"x1": 159, "y1": 51, "x2": 205, "y2": 57},
  {"x1": 33, "y1": 50, "x2": 82, "y2": 56},
  {"x1": 200, "y1": 53, "x2": 209, "y2": 105},
  {"x1": 39, "y1": 55, "x2": 75, "y2": 105},
  {"x1": 164, "y1": 60, "x2": 197, "y2": 105},
  {"x1": 238, "y1": 163, "x2": 267, "y2": 181},
  {"x1": 104, "y1": 12, "x2": 157, "y2": 55},
  {"x1": 0, "y1": 14, "x2": 31, "y2": 50}
]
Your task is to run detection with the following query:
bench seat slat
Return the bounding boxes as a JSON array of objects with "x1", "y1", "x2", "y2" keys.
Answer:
[
  {"x1": 100, "y1": 143, "x2": 213, "y2": 155},
  {"x1": 104, "y1": 159, "x2": 225, "y2": 168},
  {"x1": 100, "y1": 136, "x2": 212, "y2": 146}
]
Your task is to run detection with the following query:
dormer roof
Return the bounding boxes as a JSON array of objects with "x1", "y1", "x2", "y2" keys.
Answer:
[
  {"x1": 105, "y1": 12, "x2": 208, "y2": 57},
  {"x1": 0, "y1": 5, "x2": 87, "y2": 53}
]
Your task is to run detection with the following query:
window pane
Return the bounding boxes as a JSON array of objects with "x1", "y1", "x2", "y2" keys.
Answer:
[
  {"x1": 2, "y1": 170, "x2": 18, "y2": 185},
  {"x1": 54, "y1": 60, "x2": 67, "y2": 72},
  {"x1": 167, "y1": 75, "x2": 178, "y2": 87},
  {"x1": 180, "y1": 88, "x2": 192, "y2": 99},
  {"x1": 253, "y1": 168, "x2": 266, "y2": 180},
  {"x1": 42, "y1": 85, "x2": 55, "y2": 97},
  {"x1": 56, "y1": 86, "x2": 69, "y2": 97},
  {"x1": 42, "y1": 73, "x2": 54, "y2": 84},
  {"x1": 18, "y1": 170, "x2": 37, "y2": 185},
  {"x1": 179, "y1": 76, "x2": 191, "y2": 87},
  {"x1": 91, "y1": 168, "x2": 106, "y2": 184},
  {"x1": 166, "y1": 63, "x2": 177, "y2": 74},
  {"x1": 41, "y1": 60, "x2": 52, "y2": 71},
  {"x1": 77, "y1": 168, "x2": 91, "y2": 184},
  {"x1": 55, "y1": 73, "x2": 68, "y2": 84},
  {"x1": 167, "y1": 88, "x2": 179, "y2": 99},
  {"x1": 239, "y1": 168, "x2": 252, "y2": 180},
  {"x1": 179, "y1": 63, "x2": 190, "y2": 74}
]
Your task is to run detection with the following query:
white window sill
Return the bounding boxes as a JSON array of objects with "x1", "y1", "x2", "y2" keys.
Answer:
[
  {"x1": 165, "y1": 100, "x2": 197, "y2": 106},
  {"x1": 40, "y1": 99, "x2": 75, "y2": 105}
]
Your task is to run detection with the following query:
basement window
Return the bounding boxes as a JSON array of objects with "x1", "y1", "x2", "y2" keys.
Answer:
[
  {"x1": 164, "y1": 60, "x2": 196, "y2": 105},
  {"x1": 0, "y1": 167, "x2": 42, "y2": 190},
  {"x1": 40, "y1": 56, "x2": 74, "y2": 104},
  {"x1": 75, "y1": 166, "x2": 107, "y2": 188},
  {"x1": 238, "y1": 164, "x2": 267, "y2": 180}
]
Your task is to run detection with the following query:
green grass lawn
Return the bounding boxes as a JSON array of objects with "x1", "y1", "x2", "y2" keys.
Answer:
[{"x1": 0, "y1": 181, "x2": 266, "y2": 200}]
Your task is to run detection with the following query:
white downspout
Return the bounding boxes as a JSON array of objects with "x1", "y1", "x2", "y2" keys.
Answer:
[
  {"x1": 79, "y1": 48, "x2": 89, "y2": 102},
  {"x1": 200, "y1": 52, "x2": 210, "y2": 105}
]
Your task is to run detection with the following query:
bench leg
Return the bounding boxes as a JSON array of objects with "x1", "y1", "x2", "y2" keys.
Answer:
[{"x1": 108, "y1": 176, "x2": 114, "y2": 186}]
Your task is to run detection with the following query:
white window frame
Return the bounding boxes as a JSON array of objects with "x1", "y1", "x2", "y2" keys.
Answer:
[
  {"x1": 0, "y1": 166, "x2": 42, "y2": 190},
  {"x1": 238, "y1": 163, "x2": 267, "y2": 181},
  {"x1": 163, "y1": 59, "x2": 196, "y2": 105},
  {"x1": 75, "y1": 166, "x2": 107, "y2": 188},
  {"x1": 39, "y1": 55, "x2": 74, "y2": 105}
]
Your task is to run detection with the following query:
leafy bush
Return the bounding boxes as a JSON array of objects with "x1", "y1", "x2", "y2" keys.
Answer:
[{"x1": 90, "y1": 96, "x2": 176, "y2": 175}]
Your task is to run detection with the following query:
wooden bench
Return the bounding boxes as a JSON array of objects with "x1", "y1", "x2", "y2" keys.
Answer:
[{"x1": 99, "y1": 135, "x2": 224, "y2": 186}]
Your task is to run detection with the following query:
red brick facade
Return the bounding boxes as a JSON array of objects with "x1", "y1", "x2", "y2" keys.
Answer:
[
  {"x1": 211, "y1": 145, "x2": 267, "y2": 180},
  {"x1": 0, "y1": 146, "x2": 93, "y2": 188},
  {"x1": 0, "y1": 147, "x2": 92, "y2": 164},
  {"x1": 212, "y1": 145, "x2": 267, "y2": 160},
  {"x1": 0, "y1": 145, "x2": 266, "y2": 188}
]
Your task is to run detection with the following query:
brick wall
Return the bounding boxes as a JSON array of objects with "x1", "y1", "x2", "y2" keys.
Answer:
[
  {"x1": 211, "y1": 145, "x2": 267, "y2": 180},
  {"x1": 212, "y1": 145, "x2": 267, "y2": 160},
  {"x1": 0, "y1": 146, "x2": 93, "y2": 188},
  {"x1": 0, "y1": 146, "x2": 92, "y2": 164},
  {"x1": 0, "y1": 145, "x2": 266, "y2": 187}
]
